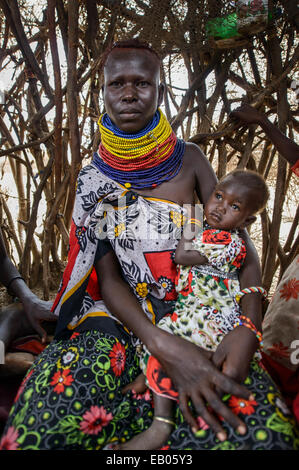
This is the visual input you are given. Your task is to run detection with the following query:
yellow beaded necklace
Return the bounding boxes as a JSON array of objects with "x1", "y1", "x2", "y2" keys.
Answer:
[{"x1": 98, "y1": 109, "x2": 172, "y2": 160}]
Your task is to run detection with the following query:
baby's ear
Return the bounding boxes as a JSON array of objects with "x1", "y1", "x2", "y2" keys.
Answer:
[{"x1": 240, "y1": 215, "x2": 256, "y2": 229}]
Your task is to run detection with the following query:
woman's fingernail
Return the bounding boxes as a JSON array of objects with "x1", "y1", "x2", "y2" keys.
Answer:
[
  {"x1": 249, "y1": 394, "x2": 255, "y2": 401},
  {"x1": 217, "y1": 432, "x2": 227, "y2": 441},
  {"x1": 192, "y1": 427, "x2": 198, "y2": 433},
  {"x1": 237, "y1": 425, "x2": 247, "y2": 435}
]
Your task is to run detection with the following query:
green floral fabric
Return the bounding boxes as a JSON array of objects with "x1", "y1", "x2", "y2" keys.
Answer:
[{"x1": 1, "y1": 330, "x2": 299, "y2": 450}]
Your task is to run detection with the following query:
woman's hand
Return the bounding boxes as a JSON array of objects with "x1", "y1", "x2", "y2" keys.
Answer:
[
  {"x1": 21, "y1": 294, "x2": 56, "y2": 343},
  {"x1": 230, "y1": 104, "x2": 264, "y2": 126},
  {"x1": 152, "y1": 330, "x2": 253, "y2": 440}
]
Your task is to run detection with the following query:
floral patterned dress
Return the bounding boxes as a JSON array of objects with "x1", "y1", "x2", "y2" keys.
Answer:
[
  {"x1": 1, "y1": 165, "x2": 299, "y2": 450},
  {"x1": 160, "y1": 226, "x2": 246, "y2": 350},
  {"x1": 141, "y1": 225, "x2": 249, "y2": 399}
]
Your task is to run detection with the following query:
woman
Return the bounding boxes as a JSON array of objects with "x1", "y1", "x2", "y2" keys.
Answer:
[{"x1": 1, "y1": 42, "x2": 298, "y2": 450}]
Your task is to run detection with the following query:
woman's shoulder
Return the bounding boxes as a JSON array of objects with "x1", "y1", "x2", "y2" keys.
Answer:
[{"x1": 183, "y1": 142, "x2": 209, "y2": 163}]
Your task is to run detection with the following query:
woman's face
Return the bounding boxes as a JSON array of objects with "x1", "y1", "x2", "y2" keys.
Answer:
[{"x1": 103, "y1": 48, "x2": 164, "y2": 134}]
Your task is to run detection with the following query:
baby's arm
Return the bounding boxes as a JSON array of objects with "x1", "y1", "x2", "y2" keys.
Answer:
[{"x1": 174, "y1": 221, "x2": 208, "y2": 266}]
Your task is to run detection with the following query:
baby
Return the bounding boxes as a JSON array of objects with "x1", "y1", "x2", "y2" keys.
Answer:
[{"x1": 117, "y1": 169, "x2": 269, "y2": 450}]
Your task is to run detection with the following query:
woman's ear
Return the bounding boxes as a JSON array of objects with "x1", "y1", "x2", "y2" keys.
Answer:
[
  {"x1": 158, "y1": 82, "x2": 165, "y2": 108},
  {"x1": 240, "y1": 215, "x2": 257, "y2": 229}
]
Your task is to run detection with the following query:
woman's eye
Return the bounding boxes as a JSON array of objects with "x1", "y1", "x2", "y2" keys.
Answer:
[
  {"x1": 110, "y1": 81, "x2": 121, "y2": 87},
  {"x1": 232, "y1": 204, "x2": 240, "y2": 211},
  {"x1": 215, "y1": 193, "x2": 222, "y2": 200},
  {"x1": 138, "y1": 81, "x2": 149, "y2": 87}
]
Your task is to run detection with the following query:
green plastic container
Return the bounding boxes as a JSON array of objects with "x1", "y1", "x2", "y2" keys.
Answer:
[{"x1": 206, "y1": 13, "x2": 239, "y2": 40}]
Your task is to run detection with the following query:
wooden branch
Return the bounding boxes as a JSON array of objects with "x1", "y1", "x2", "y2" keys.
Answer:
[
  {"x1": 171, "y1": 50, "x2": 222, "y2": 132},
  {"x1": 284, "y1": 203, "x2": 299, "y2": 254},
  {"x1": 48, "y1": 0, "x2": 63, "y2": 194},
  {"x1": 237, "y1": 125, "x2": 257, "y2": 169},
  {"x1": 247, "y1": 47, "x2": 262, "y2": 86},
  {"x1": 0, "y1": 195, "x2": 23, "y2": 260},
  {"x1": 56, "y1": 0, "x2": 68, "y2": 59},
  {"x1": 64, "y1": 0, "x2": 81, "y2": 230},
  {"x1": 55, "y1": 216, "x2": 70, "y2": 248},
  {"x1": 0, "y1": 0, "x2": 53, "y2": 100},
  {"x1": 19, "y1": 156, "x2": 54, "y2": 281},
  {"x1": 262, "y1": 34, "x2": 289, "y2": 291},
  {"x1": 42, "y1": 171, "x2": 70, "y2": 299},
  {"x1": 85, "y1": 0, "x2": 100, "y2": 58},
  {"x1": 0, "y1": 131, "x2": 55, "y2": 158}
]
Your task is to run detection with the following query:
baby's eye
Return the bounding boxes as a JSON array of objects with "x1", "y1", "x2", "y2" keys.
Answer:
[
  {"x1": 232, "y1": 204, "x2": 240, "y2": 211},
  {"x1": 215, "y1": 193, "x2": 222, "y2": 200}
]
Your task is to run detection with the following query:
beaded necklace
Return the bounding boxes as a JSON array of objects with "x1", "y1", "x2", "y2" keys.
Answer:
[{"x1": 92, "y1": 109, "x2": 185, "y2": 190}]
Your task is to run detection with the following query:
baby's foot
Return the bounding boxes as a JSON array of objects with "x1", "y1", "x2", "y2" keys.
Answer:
[
  {"x1": 115, "y1": 416, "x2": 175, "y2": 450},
  {"x1": 122, "y1": 373, "x2": 147, "y2": 395}
]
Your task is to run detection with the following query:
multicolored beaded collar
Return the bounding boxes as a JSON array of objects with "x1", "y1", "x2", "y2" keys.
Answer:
[{"x1": 92, "y1": 109, "x2": 185, "y2": 190}]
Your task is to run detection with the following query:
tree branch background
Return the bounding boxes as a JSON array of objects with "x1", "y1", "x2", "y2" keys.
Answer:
[{"x1": 0, "y1": 0, "x2": 298, "y2": 302}]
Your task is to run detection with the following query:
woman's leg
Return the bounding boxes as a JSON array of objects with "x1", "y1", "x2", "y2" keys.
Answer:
[
  {"x1": 1, "y1": 335, "x2": 298, "y2": 450},
  {"x1": 0, "y1": 330, "x2": 149, "y2": 450}
]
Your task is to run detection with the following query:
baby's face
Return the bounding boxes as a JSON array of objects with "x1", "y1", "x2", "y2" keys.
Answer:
[{"x1": 204, "y1": 180, "x2": 254, "y2": 231}]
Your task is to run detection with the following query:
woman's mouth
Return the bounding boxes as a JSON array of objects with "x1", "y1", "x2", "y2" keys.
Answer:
[{"x1": 119, "y1": 109, "x2": 141, "y2": 117}]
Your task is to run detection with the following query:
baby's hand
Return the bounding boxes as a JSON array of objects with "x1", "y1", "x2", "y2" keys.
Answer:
[{"x1": 212, "y1": 327, "x2": 258, "y2": 385}]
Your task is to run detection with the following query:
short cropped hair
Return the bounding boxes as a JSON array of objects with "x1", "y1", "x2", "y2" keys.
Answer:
[
  {"x1": 220, "y1": 169, "x2": 269, "y2": 214},
  {"x1": 102, "y1": 38, "x2": 161, "y2": 68}
]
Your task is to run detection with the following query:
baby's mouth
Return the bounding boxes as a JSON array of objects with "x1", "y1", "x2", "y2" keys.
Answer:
[{"x1": 209, "y1": 211, "x2": 221, "y2": 222}]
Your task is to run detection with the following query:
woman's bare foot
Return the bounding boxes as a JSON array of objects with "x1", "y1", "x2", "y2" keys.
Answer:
[{"x1": 115, "y1": 416, "x2": 175, "y2": 450}]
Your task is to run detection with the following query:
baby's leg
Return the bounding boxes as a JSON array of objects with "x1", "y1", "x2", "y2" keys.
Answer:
[{"x1": 116, "y1": 393, "x2": 175, "y2": 450}]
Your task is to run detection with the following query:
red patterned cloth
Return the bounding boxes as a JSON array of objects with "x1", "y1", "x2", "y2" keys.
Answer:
[
  {"x1": 291, "y1": 159, "x2": 299, "y2": 178},
  {"x1": 262, "y1": 255, "x2": 299, "y2": 423}
]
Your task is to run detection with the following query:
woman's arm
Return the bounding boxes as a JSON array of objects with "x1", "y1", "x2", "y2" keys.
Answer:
[
  {"x1": 231, "y1": 104, "x2": 299, "y2": 166},
  {"x1": 96, "y1": 248, "x2": 254, "y2": 440},
  {"x1": 0, "y1": 228, "x2": 55, "y2": 341}
]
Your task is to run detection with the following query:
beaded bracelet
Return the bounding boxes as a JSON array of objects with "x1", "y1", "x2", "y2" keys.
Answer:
[
  {"x1": 235, "y1": 286, "x2": 267, "y2": 303},
  {"x1": 233, "y1": 315, "x2": 263, "y2": 348}
]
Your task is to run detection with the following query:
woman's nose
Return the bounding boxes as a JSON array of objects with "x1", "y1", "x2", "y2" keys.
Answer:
[{"x1": 121, "y1": 84, "x2": 137, "y2": 102}]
